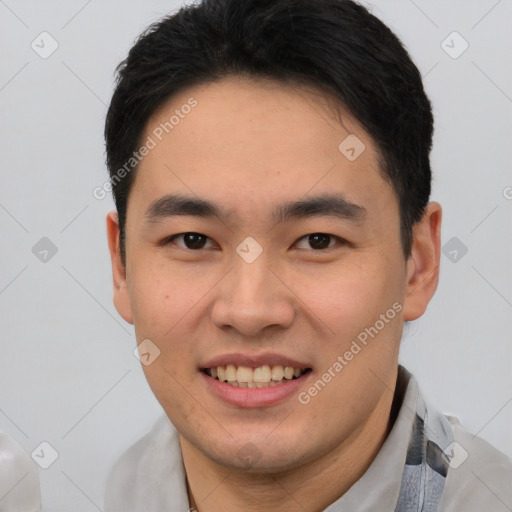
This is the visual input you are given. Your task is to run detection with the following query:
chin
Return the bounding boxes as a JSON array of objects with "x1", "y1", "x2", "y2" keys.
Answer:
[
  {"x1": 216, "y1": 450, "x2": 307, "y2": 474},
  {"x1": 197, "y1": 435, "x2": 313, "y2": 474}
]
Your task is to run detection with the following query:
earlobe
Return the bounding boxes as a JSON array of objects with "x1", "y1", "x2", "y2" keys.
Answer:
[
  {"x1": 106, "y1": 211, "x2": 134, "y2": 325},
  {"x1": 402, "y1": 202, "x2": 442, "y2": 321}
]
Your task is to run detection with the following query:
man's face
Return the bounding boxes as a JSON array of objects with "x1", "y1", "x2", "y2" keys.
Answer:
[{"x1": 111, "y1": 76, "x2": 415, "y2": 472}]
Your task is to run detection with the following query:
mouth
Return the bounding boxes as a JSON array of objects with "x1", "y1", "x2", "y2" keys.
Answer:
[{"x1": 202, "y1": 364, "x2": 313, "y2": 388}]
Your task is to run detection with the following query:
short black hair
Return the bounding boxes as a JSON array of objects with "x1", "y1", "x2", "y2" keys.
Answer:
[{"x1": 105, "y1": 0, "x2": 433, "y2": 265}]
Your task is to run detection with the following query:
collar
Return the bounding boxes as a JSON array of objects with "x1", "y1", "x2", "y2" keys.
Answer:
[{"x1": 325, "y1": 365, "x2": 453, "y2": 511}]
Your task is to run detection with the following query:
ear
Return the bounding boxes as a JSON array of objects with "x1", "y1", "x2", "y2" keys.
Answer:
[
  {"x1": 402, "y1": 202, "x2": 442, "y2": 321},
  {"x1": 106, "y1": 211, "x2": 134, "y2": 325}
]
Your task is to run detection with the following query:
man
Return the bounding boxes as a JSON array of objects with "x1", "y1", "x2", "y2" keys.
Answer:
[{"x1": 103, "y1": 0, "x2": 512, "y2": 510}]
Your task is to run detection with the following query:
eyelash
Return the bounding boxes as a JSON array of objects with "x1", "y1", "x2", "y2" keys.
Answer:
[{"x1": 162, "y1": 232, "x2": 347, "y2": 251}]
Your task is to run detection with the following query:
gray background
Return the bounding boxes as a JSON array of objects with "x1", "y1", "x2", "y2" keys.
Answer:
[{"x1": 0, "y1": 0, "x2": 511, "y2": 510}]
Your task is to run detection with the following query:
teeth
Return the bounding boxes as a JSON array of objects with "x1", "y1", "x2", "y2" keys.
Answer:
[
  {"x1": 236, "y1": 366, "x2": 253, "y2": 382},
  {"x1": 253, "y1": 365, "x2": 271, "y2": 383},
  {"x1": 225, "y1": 364, "x2": 237, "y2": 382},
  {"x1": 207, "y1": 364, "x2": 309, "y2": 386},
  {"x1": 271, "y1": 365, "x2": 284, "y2": 381},
  {"x1": 284, "y1": 366, "x2": 294, "y2": 380}
]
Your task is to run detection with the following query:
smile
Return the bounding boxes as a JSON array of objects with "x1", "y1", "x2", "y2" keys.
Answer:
[{"x1": 203, "y1": 364, "x2": 312, "y2": 388}]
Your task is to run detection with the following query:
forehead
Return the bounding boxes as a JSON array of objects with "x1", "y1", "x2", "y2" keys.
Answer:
[{"x1": 130, "y1": 76, "x2": 396, "y2": 225}]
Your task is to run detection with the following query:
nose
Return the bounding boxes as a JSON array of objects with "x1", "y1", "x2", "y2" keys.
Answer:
[{"x1": 210, "y1": 254, "x2": 295, "y2": 337}]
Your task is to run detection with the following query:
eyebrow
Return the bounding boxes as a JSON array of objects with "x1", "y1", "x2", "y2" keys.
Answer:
[{"x1": 144, "y1": 193, "x2": 367, "y2": 225}]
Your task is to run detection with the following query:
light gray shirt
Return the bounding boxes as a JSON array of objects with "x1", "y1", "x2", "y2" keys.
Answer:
[{"x1": 104, "y1": 366, "x2": 512, "y2": 511}]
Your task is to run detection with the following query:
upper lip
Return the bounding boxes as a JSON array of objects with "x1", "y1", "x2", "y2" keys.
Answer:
[{"x1": 201, "y1": 352, "x2": 311, "y2": 369}]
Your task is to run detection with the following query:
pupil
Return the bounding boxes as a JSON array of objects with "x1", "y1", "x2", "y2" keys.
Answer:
[
  {"x1": 185, "y1": 233, "x2": 206, "y2": 249},
  {"x1": 309, "y1": 233, "x2": 330, "y2": 249}
]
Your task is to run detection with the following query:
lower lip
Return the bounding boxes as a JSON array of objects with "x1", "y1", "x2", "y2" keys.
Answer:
[{"x1": 199, "y1": 371, "x2": 312, "y2": 408}]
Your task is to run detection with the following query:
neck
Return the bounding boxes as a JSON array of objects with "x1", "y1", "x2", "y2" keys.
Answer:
[{"x1": 182, "y1": 368, "x2": 400, "y2": 512}]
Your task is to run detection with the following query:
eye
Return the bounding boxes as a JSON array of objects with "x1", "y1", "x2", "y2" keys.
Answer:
[
  {"x1": 162, "y1": 232, "x2": 346, "y2": 251},
  {"x1": 164, "y1": 232, "x2": 216, "y2": 250},
  {"x1": 294, "y1": 233, "x2": 346, "y2": 251}
]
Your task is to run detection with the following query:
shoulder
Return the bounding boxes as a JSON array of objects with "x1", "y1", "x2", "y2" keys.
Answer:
[
  {"x1": 104, "y1": 414, "x2": 188, "y2": 511},
  {"x1": 440, "y1": 415, "x2": 512, "y2": 512}
]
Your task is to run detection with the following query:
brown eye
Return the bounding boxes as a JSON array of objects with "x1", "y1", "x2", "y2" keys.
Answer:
[
  {"x1": 308, "y1": 233, "x2": 331, "y2": 250},
  {"x1": 295, "y1": 233, "x2": 344, "y2": 250},
  {"x1": 166, "y1": 232, "x2": 213, "y2": 250}
]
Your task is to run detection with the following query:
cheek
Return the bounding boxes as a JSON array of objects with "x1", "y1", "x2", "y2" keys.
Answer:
[
  {"x1": 128, "y1": 258, "x2": 192, "y2": 337},
  {"x1": 298, "y1": 259, "x2": 403, "y2": 334},
  {"x1": 127, "y1": 260, "x2": 211, "y2": 369},
  {"x1": 129, "y1": 276, "x2": 168, "y2": 336},
  {"x1": 129, "y1": 266, "x2": 200, "y2": 416}
]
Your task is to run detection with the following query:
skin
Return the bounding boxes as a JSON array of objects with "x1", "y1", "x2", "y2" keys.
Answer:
[{"x1": 106, "y1": 75, "x2": 442, "y2": 511}]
